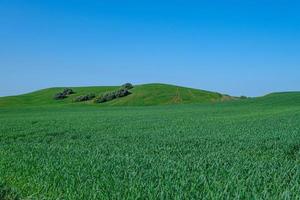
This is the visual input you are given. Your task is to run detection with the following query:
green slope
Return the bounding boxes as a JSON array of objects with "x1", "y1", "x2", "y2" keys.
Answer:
[
  {"x1": 2, "y1": 83, "x2": 298, "y2": 108},
  {"x1": 1, "y1": 91, "x2": 300, "y2": 199},
  {"x1": 0, "y1": 83, "x2": 227, "y2": 107},
  {"x1": 1, "y1": 86, "x2": 300, "y2": 198},
  {"x1": 257, "y1": 92, "x2": 300, "y2": 106},
  {"x1": 0, "y1": 86, "x2": 119, "y2": 107},
  {"x1": 231, "y1": 91, "x2": 300, "y2": 108},
  {"x1": 105, "y1": 83, "x2": 225, "y2": 106}
]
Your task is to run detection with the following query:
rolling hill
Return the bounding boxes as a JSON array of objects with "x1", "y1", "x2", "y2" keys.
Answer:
[
  {"x1": 0, "y1": 83, "x2": 231, "y2": 107},
  {"x1": 1, "y1": 84, "x2": 300, "y2": 199},
  {"x1": 1, "y1": 83, "x2": 299, "y2": 108},
  {"x1": 254, "y1": 92, "x2": 300, "y2": 106}
]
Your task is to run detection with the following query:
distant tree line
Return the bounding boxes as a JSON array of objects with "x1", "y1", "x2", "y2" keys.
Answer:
[
  {"x1": 53, "y1": 83, "x2": 134, "y2": 103},
  {"x1": 74, "y1": 93, "x2": 96, "y2": 102},
  {"x1": 94, "y1": 83, "x2": 133, "y2": 103},
  {"x1": 54, "y1": 88, "x2": 75, "y2": 100}
]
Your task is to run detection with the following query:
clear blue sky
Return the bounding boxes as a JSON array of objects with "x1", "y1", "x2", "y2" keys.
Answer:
[{"x1": 1, "y1": 0, "x2": 299, "y2": 97}]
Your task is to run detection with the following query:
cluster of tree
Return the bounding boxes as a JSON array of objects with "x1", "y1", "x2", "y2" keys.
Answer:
[
  {"x1": 121, "y1": 83, "x2": 134, "y2": 90},
  {"x1": 54, "y1": 88, "x2": 75, "y2": 100},
  {"x1": 53, "y1": 83, "x2": 133, "y2": 103},
  {"x1": 94, "y1": 89, "x2": 130, "y2": 103},
  {"x1": 94, "y1": 83, "x2": 134, "y2": 103},
  {"x1": 74, "y1": 93, "x2": 96, "y2": 102},
  {"x1": 240, "y1": 96, "x2": 248, "y2": 99}
]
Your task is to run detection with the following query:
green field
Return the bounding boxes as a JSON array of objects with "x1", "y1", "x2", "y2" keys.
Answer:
[{"x1": 1, "y1": 84, "x2": 300, "y2": 199}]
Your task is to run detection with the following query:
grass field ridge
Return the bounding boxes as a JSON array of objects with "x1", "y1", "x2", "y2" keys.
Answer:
[{"x1": 0, "y1": 83, "x2": 231, "y2": 107}]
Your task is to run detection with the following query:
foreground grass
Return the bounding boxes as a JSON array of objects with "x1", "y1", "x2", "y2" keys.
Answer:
[{"x1": 1, "y1": 99, "x2": 300, "y2": 199}]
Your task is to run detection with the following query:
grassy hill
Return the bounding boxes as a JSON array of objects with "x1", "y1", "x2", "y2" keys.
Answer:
[
  {"x1": 255, "y1": 92, "x2": 300, "y2": 106},
  {"x1": 0, "y1": 86, "x2": 118, "y2": 107},
  {"x1": 1, "y1": 90, "x2": 300, "y2": 199},
  {"x1": 1, "y1": 83, "x2": 299, "y2": 108},
  {"x1": 224, "y1": 91, "x2": 300, "y2": 109},
  {"x1": 0, "y1": 83, "x2": 229, "y2": 107},
  {"x1": 1, "y1": 85, "x2": 300, "y2": 199}
]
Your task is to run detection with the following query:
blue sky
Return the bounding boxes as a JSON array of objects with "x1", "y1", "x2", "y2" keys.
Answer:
[{"x1": 1, "y1": 0, "x2": 299, "y2": 97}]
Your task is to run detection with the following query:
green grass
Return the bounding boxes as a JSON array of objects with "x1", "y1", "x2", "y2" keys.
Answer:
[
  {"x1": 1, "y1": 87, "x2": 300, "y2": 199},
  {"x1": 0, "y1": 86, "x2": 119, "y2": 107},
  {"x1": 0, "y1": 83, "x2": 225, "y2": 107}
]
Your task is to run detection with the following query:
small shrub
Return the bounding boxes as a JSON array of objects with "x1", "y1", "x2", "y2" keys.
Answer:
[
  {"x1": 54, "y1": 92, "x2": 67, "y2": 100},
  {"x1": 54, "y1": 88, "x2": 75, "y2": 100},
  {"x1": 98, "y1": 92, "x2": 116, "y2": 103},
  {"x1": 240, "y1": 96, "x2": 248, "y2": 99},
  {"x1": 122, "y1": 83, "x2": 134, "y2": 90},
  {"x1": 95, "y1": 89, "x2": 131, "y2": 103},
  {"x1": 94, "y1": 96, "x2": 105, "y2": 103},
  {"x1": 94, "y1": 94, "x2": 108, "y2": 103},
  {"x1": 74, "y1": 93, "x2": 96, "y2": 102},
  {"x1": 115, "y1": 89, "x2": 130, "y2": 98},
  {"x1": 62, "y1": 88, "x2": 75, "y2": 95}
]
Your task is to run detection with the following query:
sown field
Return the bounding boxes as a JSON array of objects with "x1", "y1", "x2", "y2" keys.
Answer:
[{"x1": 1, "y1": 87, "x2": 300, "y2": 199}]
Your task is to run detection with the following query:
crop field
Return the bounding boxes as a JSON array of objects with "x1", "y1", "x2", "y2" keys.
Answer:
[{"x1": 1, "y1": 92, "x2": 300, "y2": 199}]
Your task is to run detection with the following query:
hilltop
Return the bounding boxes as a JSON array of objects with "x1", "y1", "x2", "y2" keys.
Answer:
[
  {"x1": 2, "y1": 83, "x2": 299, "y2": 108},
  {"x1": 1, "y1": 85, "x2": 300, "y2": 199},
  {"x1": 0, "y1": 83, "x2": 231, "y2": 107}
]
